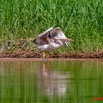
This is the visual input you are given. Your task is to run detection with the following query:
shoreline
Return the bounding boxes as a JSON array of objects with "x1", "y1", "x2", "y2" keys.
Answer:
[
  {"x1": 0, "y1": 39, "x2": 103, "y2": 59},
  {"x1": 0, "y1": 58, "x2": 103, "y2": 62},
  {"x1": 0, "y1": 50, "x2": 103, "y2": 59}
]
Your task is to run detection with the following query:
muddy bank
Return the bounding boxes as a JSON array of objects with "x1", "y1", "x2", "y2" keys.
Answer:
[
  {"x1": 0, "y1": 39, "x2": 103, "y2": 59},
  {"x1": 0, "y1": 50, "x2": 103, "y2": 59}
]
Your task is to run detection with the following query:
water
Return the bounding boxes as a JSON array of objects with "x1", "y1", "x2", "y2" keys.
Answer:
[{"x1": 0, "y1": 60, "x2": 103, "y2": 103}]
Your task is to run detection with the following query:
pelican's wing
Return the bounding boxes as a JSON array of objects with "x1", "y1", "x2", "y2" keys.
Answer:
[
  {"x1": 38, "y1": 27, "x2": 53, "y2": 38},
  {"x1": 33, "y1": 37, "x2": 49, "y2": 45},
  {"x1": 51, "y1": 27, "x2": 67, "y2": 39},
  {"x1": 33, "y1": 27, "x2": 53, "y2": 45},
  {"x1": 51, "y1": 27, "x2": 73, "y2": 46}
]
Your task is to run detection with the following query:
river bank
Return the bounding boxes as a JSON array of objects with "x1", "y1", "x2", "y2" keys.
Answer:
[
  {"x1": 0, "y1": 39, "x2": 103, "y2": 59},
  {"x1": 0, "y1": 50, "x2": 103, "y2": 59}
]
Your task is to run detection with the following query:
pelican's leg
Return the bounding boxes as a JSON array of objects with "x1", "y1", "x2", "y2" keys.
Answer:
[
  {"x1": 46, "y1": 53, "x2": 49, "y2": 58},
  {"x1": 42, "y1": 52, "x2": 46, "y2": 59},
  {"x1": 41, "y1": 52, "x2": 49, "y2": 58}
]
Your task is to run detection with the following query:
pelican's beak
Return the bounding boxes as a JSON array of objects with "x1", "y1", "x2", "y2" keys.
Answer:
[
  {"x1": 67, "y1": 38, "x2": 74, "y2": 42},
  {"x1": 58, "y1": 38, "x2": 74, "y2": 42}
]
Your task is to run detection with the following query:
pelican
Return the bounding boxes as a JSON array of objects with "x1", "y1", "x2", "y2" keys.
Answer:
[{"x1": 33, "y1": 27, "x2": 73, "y2": 58}]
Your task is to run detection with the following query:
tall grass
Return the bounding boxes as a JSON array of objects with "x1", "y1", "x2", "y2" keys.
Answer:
[{"x1": 0, "y1": 0, "x2": 103, "y2": 52}]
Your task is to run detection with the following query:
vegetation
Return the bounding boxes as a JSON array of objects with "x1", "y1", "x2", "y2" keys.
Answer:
[{"x1": 0, "y1": 0, "x2": 103, "y2": 53}]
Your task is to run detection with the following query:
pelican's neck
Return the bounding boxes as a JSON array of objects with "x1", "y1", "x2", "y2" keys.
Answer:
[{"x1": 46, "y1": 37, "x2": 54, "y2": 44}]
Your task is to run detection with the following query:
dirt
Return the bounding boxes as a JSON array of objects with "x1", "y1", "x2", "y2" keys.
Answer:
[{"x1": 0, "y1": 50, "x2": 103, "y2": 59}]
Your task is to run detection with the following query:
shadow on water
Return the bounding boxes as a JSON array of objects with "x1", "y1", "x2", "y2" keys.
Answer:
[{"x1": 0, "y1": 60, "x2": 103, "y2": 103}]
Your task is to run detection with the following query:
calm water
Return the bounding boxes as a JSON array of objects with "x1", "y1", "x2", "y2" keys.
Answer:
[{"x1": 0, "y1": 60, "x2": 103, "y2": 103}]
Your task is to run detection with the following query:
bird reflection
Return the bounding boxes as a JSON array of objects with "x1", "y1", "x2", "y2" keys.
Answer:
[{"x1": 38, "y1": 62, "x2": 71, "y2": 96}]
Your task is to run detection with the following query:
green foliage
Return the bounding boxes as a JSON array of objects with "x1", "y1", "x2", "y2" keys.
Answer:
[{"x1": 0, "y1": 0, "x2": 103, "y2": 51}]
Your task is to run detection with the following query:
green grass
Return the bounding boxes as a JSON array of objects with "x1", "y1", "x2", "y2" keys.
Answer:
[{"x1": 0, "y1": 0, "x2": 103, "y2": 52}]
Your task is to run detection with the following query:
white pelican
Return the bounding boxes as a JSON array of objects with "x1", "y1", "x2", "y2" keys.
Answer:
[{"x1": 33, "y1": 27, "x2": 73, "y2": 58}]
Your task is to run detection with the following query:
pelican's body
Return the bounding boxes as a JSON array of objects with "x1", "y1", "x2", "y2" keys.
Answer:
[
  {"x1": 37, "y1": 39, "x2": 63, "y2": 51},
  {"x1": 33, "y1": 27, "x2": 73, "y2": 52}
]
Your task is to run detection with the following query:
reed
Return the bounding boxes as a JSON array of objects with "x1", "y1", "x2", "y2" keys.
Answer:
[{"x1": 0, "y1": 0, "x2": 103, "y2": 52}]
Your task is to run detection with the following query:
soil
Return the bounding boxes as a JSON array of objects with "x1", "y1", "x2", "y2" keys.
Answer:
[{"x1": 0, "y1": 50, "x2": 103, "y2": 59}]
